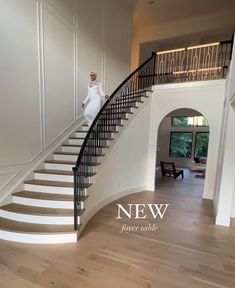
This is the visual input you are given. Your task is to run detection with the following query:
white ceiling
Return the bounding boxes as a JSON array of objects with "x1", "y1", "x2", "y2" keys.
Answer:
[{"x1": 133, "y1": 0, "x2": 235, "y2": 28}]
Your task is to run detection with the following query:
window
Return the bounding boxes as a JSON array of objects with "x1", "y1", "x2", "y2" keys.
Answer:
[
  {"x1": 194, "y1": 132, "x2": 209, "y2": 158},
  {"x1": 171, "y1": 116, "x2": 208, "y2": 127},
  {"x1": 169, "y1": 132, "x2": 193, "y2": 158}
]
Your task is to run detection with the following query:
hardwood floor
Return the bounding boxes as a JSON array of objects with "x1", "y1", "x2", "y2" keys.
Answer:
[{"x1": 1, "y1": 170, "x2": 235, "y2": 287}]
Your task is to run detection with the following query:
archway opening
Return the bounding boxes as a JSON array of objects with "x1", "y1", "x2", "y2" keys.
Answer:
[{"x1": 155, "y1": 108, "x2": 210, "y2": 197}]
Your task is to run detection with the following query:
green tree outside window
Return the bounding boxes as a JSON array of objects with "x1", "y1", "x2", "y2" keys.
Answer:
[
  {"x1": 169, "y1": 132, "x2": 193, "y2": 158},
  {"x1": 194, "y1": 132, "x2": 209, "y2": 158}
]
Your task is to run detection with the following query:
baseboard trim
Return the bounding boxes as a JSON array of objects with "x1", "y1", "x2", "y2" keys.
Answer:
[
  {"x1": 230, "y1": 217, "x2": 235, "y2": 228},
  {"x1": 215, "y1": 214, "x2": 230, "y2": 227},
  {"x1": 202, "y1": 192, "x2": 213, "y2": 200}
]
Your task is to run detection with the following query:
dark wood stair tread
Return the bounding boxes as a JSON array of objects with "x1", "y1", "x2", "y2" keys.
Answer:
[
  {"x1": 122, "y1": 89, "x2": 153, "y2": 96},
  {"x1": 97, "y1": 122, "x2": 123, "y2": 126},
  {"x1": 34, "y1": 169, "x2": 96, "y2": 177},
  {"x1": 24, "y1": 179, "x2": 92, "y2": 189},
  {"x1": 62, "y1": 144, "x2": 110, "y2": 148},
  {"x1": 69, "y1": 137, "x2": 113, "y2": 140},
  {"x1": 109, "y1": 104, "x2": 138, "y2": 108},
  {"x1": 84, "y1": 153, "x2": 105, "y2": 156},
  {"x1": 54, "y1": 152, "x2": 79, "y2": 156},
  {"x1": 104, "y1": 111, "x2": 134, "y2": 114},
  {"x1": 0, "y1": 203, "x2": 84, "y2": 216},
  {"x1": 45, "y1": 160, "x2": 76, "y2": 165},
  {"x1": 94, "y1": 130, "x2": 119, "y2": 134},
  {"x1": 105, "y1": 108, "x2": 135, "y2": 112},
  {"x1": 35, "y1": 169, "x2": 73, "y2": 175},
  {"x1": 83, "y1": 144, "x2": 110, "y2": 148},
  {"x1": 73, "y1": 172, "x2": 97, "y2": 177},
  {"x1": 105, "y1": 106, "x2": 135, "y2": 109},
  {"x1": 0, "y1": 217, "x2": 78, "y2": 234},
  {"x1": 99, "y1": 117, "x2": 128, "y2": 120},
  {"x1": 62, "y1": 144, "x2": 82, "y2": 147},
  {"x1": 115, "y1": 99, "x2": 144, "y2": 103},
  {"x1": 129, "y1": 94, "x2": 149, "y2": 98},
  {"x1": 24, "y1": 179, "x2": 74, "y2": 188},
  {"x1": 80, "y1": 162, "x2": 101, "y2": 166},
  {"x1": 69, "y1": 137, "x2": 86, "y2": 140}
]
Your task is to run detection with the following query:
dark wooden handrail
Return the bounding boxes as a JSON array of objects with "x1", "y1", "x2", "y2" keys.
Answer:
[
  {"x1": 74, "y1": 52, "x2": 156, "y2": 170},
  {"x1": 73, "y1": 52, "x2": 156, "y2": 230}
]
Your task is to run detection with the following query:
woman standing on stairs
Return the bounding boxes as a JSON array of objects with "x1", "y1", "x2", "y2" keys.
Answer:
[{"x1": 82, "y1": 72, "x2": 109, "y2": 127}]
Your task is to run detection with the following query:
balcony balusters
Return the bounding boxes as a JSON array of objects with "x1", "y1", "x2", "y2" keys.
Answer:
[{"x1": 155, "y1": 41, "x2": 232, "y2": 84}]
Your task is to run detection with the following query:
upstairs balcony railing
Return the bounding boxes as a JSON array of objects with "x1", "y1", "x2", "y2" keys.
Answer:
[{"x1": 153, "y1": 40, "x2": 232, "y2": 84}]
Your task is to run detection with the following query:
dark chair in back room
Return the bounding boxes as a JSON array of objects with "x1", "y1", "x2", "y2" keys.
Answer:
[{"x1": 160, "y1": 161, "x2": 184, "y2": 179}]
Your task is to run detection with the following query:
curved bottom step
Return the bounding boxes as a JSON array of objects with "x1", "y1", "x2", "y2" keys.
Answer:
[
  {"x1": 0, "y1": 217, "x2": 78, "y2": 244},
  {"x1": 0, "y1": 230, "x2": 77, "y2": 244}
]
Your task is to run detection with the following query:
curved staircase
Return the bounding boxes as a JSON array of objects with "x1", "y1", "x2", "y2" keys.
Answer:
[
  {"x1": 0, "y1": 126, "x2": 90, "y2": 243},
  {"x1": 0, "y1": 53, "x2": 156, "y2": 244}
]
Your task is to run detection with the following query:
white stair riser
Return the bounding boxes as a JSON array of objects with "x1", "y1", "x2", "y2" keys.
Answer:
[
  {"x1": 0, "y1": 209, "x2": 79, "y2": 225},
  {"x1": 54, "y1": 154, "x2": 78, "y2": 161},
  {"x1": 12, "y1": 196, "x2": 84, "y2": 209},
  {"x1": 35, "y1": 173, "x2": 91, "y2": 184},
  {"x1": 0, "y1": 230, "x2": 77, "y2": 244},
  {"x1": 24, "y1": 184, "x2": 73, "y2": 194},
  {"x1": 45, "y1": 163, "x2": 74, "y2": 171},
  {"x1": 76, "y1": 165, "x2": 96, "y2": 173},
  {"x1": 69, "y1": 139, "x2": 109, "y2": 146},
  {"x1": 45, "y1": 163, "x2": 95, "y2": 174},
  {"x1": 24, "y1": 184, "x2": 88, "y2": 195},
  {"x1": 61, "y1": 146, "x2": 81, "y2": 153},
  {"x1": 105, "y1": 113, "x2": 128, "y2": 120},
  {"x1": 24, "y1": 184, "x2": 74, "y2": 194},
  {"x1": 82, "y1": 126, "x2": 89, "y2": 131},
  {"x1": 74, "y1": 132, "x2": 87, "y2": 138},
  {"x1": 107, "y1": 107, "x2": 134, "y2": 113},
  {"x1": 98, "y1": 123, "x2": 122, "y2": 131},
  {"x1": 35, "y1": 173, "x2": 74, "y2": 182},
  {"x1": 69, "y1": 139, "x2": 84, "y2": 145},
  {"x1": 74, "y1": 127, "x2": 115, "y2": 139}
]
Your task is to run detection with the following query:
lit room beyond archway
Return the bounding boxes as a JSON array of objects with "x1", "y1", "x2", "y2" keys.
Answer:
[{"x1": 155, "y1": 108, "x2": 210, "y2": 197}]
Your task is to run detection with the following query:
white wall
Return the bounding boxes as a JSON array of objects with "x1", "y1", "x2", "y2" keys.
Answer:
[
  {"x1": 78, "y1": 80, "x2": 225, "y2": 233},
  {"x1": 43, "y1": 6, "x2": 75, "y2": 146},
  {"x1": 147, "y1": 80, "x2": 225, "y2": 200},
  {"x1": 216, "y1": 104, "x2": 235, "y2": 226},
  {"x1": 0, "y1": 0, "x2": 41, "y2": 197},
  {"x1": 222, "y1": 107, "x2": 235, "y2": 217},
  {"x1": 215, "y1": 35, "x2": 235, "y2": 226},
  {"x1": 157, "y1": 116, "x2": 209, "y2": 168},
  {"x1": 0, "y1": 0, "x2": 133, "y2": 201},
  {"x1": 131, "y1": 10, "x2": 235, "y2": 70},
  {"x1": 79, "y1": 98, "x2": 152, "y2": 234}
]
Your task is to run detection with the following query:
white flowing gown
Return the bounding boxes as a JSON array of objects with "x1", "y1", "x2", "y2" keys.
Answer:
[{"x1": 83, "y1": 81, "x2": 106, "y2": 127}]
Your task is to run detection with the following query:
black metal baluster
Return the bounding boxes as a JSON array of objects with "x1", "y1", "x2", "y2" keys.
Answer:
[{"x1": 73, "y1": 52, "x2": 158, "y2": 230}]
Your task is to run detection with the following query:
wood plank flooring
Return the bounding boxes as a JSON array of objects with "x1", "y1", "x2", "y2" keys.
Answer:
[{"x1": 1, "y1": 169, "x2": 235, "y2": 287}]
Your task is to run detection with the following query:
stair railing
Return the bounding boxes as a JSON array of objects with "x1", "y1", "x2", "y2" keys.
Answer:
[
  {"x1": 155, "y1": 40, "x2": 232, "y2": 84},
  {"x1": 73, "y1": 52, "x2": 156, "y2": 230}
]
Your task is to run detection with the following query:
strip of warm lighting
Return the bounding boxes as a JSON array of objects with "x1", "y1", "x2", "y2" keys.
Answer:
[
  {"x1": 172, "y1": 67, "x2": 222, "y2": 74},
  {"x1": 157, "y1": 42, "x2": 220, "y2": 55},
  {"x1": 187, "y1": 42, "x2": 220, "y2": 50},
  {"x1": 157, "y1": 48, "x2": 185, "y2": 55}
]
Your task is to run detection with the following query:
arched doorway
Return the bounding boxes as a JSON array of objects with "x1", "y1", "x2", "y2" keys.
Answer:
[{"x1": 155, "y1": 108, "x2": 210, "y2": 197}]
